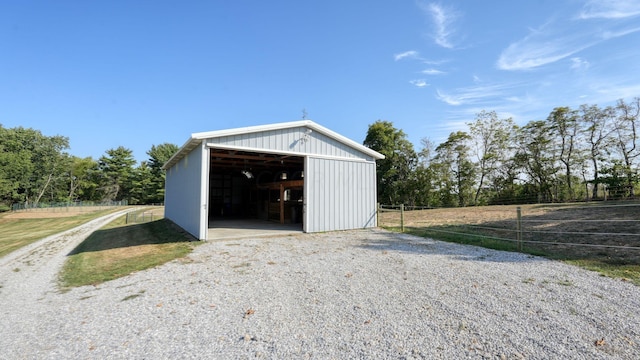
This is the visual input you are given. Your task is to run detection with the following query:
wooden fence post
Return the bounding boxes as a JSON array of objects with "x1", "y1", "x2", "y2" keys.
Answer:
[
  {"x1": 516, "y1": 207, "x2": 522, "y2": 251},
  {"x1": 400, "y1": 204, "x2": 405, "y2": 233},
  {"x1": 376, "y1": 203, "x2": 380, "y2": 227}
]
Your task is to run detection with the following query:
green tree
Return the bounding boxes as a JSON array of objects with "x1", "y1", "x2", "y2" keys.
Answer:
[
  {"x1": 363, "y1": 120, "x2": 417, "y2": 204},
  {"x1": 579, "y1": 104, "x2": 615, "y2": 199},
  {"x1": 146, "y1": 143, "x2": 179, "y2": 203},
  {"x1": 547, "y1": 107, "x2": 580, "y2": 201},
  {"x1": 432, "y1": 131, "x2": 475, "y2": 206},
  {"x1": 0, "y1": 125, "x2": 69, "y2": 206},
  {"x1": 66, "y1": 156, "x2": 99, "y2": 201},
  {"x1": 611, "y1": 98, "x2": 640, "y2": 197},
  {"x1": 97, "y1": 146, "x2": 136, "y2": 201},
  {"x1": 468, "y1": 110, "x2": 515, "y2": 205},
  {"x1": 129, "y1": 162, "x2": 153, "y2": 205},
  {"x1": 515, "y1": 120, "x2": 558, "y2": 202}
]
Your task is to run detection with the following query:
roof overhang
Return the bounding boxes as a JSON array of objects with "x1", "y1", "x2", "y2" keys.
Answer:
[{"x1": 162, "y1": 120, "x2": 385, "y2": 170}]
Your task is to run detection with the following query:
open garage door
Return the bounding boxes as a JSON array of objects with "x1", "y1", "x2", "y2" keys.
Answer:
[{"x1": 207, "y1": 148, "x2": 304, "y2": 238}]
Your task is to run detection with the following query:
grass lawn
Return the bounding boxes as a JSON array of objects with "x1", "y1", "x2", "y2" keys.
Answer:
[
  {"x1": 0, "y1": 209, "x2": 121, "y2": 258},
  {"x1": 60, "y1": 210, "x2": 198, "y2": 288}
]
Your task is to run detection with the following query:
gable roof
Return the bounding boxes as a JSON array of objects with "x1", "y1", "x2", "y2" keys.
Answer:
[{"x1": 163, "y1": 120, "x2": 384, "y2": 170}]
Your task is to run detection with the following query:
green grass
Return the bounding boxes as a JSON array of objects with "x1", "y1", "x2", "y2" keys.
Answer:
[
  {"x1": 397, "y1": 226, "x2": 640, "y2": 286},
  {"x1": 564, "y1": 259, "x2": 640, "y2": 286},
  {"x1": 0, "y1": 209, "x2": 122, "y2": 258},
  {"x1": 59, "y1": 215, "x2": 198, "y2": 288}
]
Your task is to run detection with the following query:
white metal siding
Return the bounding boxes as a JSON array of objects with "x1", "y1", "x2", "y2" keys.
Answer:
[
  {"x1": 207, "y1": 126, "x2": 371, "y2": 160},
  {"x1": 165, "y1": 142, "x2": 207, "y2": 239},
  {"x1": 305, "y1": 157, "x2": 377, "y2": 232}
]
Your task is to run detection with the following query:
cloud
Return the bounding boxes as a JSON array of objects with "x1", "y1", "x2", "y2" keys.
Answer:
[
  {"x1": 410, "y1": 79, "x2": 429, "y2": 87},
  {"x1": 601, "y1": 26, "x2": 640, "y2": 40},
  {"x1": 435, "y1": 83, "x2": 517, "y2": 106},
  {"x1": 420, "y1": 2, "x2": 458, "y2": 49},
  {"x1": 570, "y1": 57, "x2": 590, "y2": 70},
  {"x1": 578, "y1": 0, "x2": 640, "y2": 19},
  {"x1": 394, "y1": 50, "x2": 419, "y2": 61},
  {"x1": 498, "y1": 3, "x2": 640, "y2": 71},
  {"x1": 497, "y1": 29, "x2": 594, "y2": 71},
  {"x1": 421, "y1": 68, "x2": 445, "y2": 75}
]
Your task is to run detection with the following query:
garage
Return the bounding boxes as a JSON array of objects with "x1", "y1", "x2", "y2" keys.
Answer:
[{"x1": 162, "y1": 120, "x2": 384, "y2": 240}]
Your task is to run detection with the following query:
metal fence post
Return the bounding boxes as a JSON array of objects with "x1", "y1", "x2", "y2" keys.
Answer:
[
  {"x1": 400, "y1": 204, "x2": 405, "y2": 233},
  {"x1": 516, "y1": 207, "x2": 522, "y2": 251}
]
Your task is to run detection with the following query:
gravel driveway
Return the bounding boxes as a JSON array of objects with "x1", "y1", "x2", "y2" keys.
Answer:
[{"x1": 1, "y1": 223, "x2": 639, "y2": 359}]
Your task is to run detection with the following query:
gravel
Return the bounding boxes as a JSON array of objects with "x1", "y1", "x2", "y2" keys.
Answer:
[{"x1": 1, "y1": 220, "x2": 639, "y2": 359}]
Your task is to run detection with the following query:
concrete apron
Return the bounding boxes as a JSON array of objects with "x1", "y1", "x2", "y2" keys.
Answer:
[{"x1": 207, "y1": 219, "x2": 303, "y2": 240}]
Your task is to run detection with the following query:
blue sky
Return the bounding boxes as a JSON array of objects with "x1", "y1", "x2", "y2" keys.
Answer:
[{"x1": 2, "y1": 0, "x2": 640, "y2": 163}]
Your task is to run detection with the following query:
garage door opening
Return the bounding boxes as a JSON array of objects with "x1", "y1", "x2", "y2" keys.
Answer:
[{"x1": 207, "y1": 148, "x2": 304, "y2": 236}]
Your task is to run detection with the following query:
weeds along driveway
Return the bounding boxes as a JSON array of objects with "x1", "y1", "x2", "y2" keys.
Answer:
[{"x1": 1, "y1": 228, "x2": 639, "y2": 359}]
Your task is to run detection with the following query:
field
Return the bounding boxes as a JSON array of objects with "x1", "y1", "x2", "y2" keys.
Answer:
[
  {"x1": 4, "y1": 205, "x2": 127, "y2": 219},
  {"x1": 0, "y1": 207, "x2": 124, "y2": 258},
  {"x1": 379, "y1": 202, "x2": 640, "y2": 282}
]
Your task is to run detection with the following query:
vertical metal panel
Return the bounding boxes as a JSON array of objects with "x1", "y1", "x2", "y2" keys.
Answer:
[
  {"x1": 206, "y1": 126, "x2": 371, "y2": 160},
  {"x1": 165, "y1": 141, "x2": 206, "y2": 239},
  {"x1": 305, "y1": 157, "x2": 377, "y2": 232}
]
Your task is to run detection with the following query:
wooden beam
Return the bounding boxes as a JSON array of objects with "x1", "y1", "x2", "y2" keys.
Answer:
[
  {"x1": 280, "y1": 183, "x2": 284, "y2": 224},
  {"x1": 257, "y1": 180, "x2": 304, "y2": 190}
]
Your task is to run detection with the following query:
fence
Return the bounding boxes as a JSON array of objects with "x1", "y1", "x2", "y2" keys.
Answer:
[
  {"x1": 378, "y1": 202, "x2": 640, "y2": 263},
  {"x1": 11, "y1": 200, "x2": 128, "y2": 212},
  {"x1": 125, "y1": 207, "x2": 164, "y2": 224}
]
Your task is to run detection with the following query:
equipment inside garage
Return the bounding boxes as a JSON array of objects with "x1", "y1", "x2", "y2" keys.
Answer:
[{"x1": 208, "y1": 149, "x2": 304, "y2": 225}]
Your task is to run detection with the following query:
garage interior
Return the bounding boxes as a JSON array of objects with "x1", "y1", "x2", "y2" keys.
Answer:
[{"x1": 207, "y1": 148, "x2": 305, "y2": 235}]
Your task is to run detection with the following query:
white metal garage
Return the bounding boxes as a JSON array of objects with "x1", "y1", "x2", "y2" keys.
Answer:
[{"x1": 162, "y1": 120, "x2": 384, "y2": 240}]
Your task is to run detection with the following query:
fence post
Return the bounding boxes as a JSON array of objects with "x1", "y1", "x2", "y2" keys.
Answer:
[
  {"x1": 516, "y1": 207, "x2": 522, "y2": 251},
  {"x1": 400, "y1": 204, "x2": 405, "y2": 233},
  {"x1": 376, "y1": 203, "x2": 380, "y2": 227}
]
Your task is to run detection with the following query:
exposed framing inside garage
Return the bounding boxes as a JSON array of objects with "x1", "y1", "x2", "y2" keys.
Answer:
[{"x1": 207, "y1": 147, "x2": 305, "y2": 229}]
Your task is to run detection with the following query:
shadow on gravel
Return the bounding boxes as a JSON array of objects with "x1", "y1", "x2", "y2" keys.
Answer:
[
  {"x1": 357, "y1": 235, "x2": 547, "y2": 263},
  {"x1": 67, "y1": 219, "x2": 194, "y2": 255}
]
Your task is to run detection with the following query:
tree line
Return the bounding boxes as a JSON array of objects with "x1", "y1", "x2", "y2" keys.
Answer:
[
  {"x1": 0, "y1": 124, "x2": 178, "y2": 211},
  {"x1": 365, "y1": 98, "x2": 640, "y2": 207}
]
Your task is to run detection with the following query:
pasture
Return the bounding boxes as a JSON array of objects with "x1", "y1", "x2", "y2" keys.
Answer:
[{"x1": 379, "y1": 202, "x2": 640, "y2": 284}]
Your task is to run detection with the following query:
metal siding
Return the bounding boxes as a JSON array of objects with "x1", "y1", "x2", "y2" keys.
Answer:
[
  {"x1": 306, "y1": 157, "x2": 377, "y2": 232},
  {"x1": 164, "y1": 143, "x2": 205, "y2": 239},
  {"x1": 206, "y1": 126, "x2": 369, "y2": 160}
]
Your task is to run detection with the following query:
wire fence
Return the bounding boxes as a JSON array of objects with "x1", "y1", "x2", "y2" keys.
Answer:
[
  {"x1": 125, "y1": 207, "x2": 164, "y2": 224},
  {"x1": 11, "y1": 200, "x2": 129, "y2": 212},
  {"x1": 378, "y1": 202, "x2": 640, "y2": 263}
]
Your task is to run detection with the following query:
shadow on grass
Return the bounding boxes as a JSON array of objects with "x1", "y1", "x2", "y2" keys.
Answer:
[{"x1": 68, "y1": 218, "x2": 196, "y2": 255}]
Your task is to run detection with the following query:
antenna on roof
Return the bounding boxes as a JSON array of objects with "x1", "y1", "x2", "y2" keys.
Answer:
[{"x1": 301, "y1": 108, "x2": 308, "y2": 120}]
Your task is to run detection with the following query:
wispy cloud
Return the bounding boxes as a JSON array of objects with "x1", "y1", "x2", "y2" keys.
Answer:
[
  {"x1": 394, "y1": 50, "x2": 419, "y2": 61},
  {"x1": 421, "y1": 68, "x2": 445, "y2": 75},
  {"x1": 435, "y1": 83, "x2": 515, "y2": 106},
  {"x1": 601, "y1": 26, "x2": 640, "y2": 40},
  {"x1": 420, "y1": 2, "x2": 458, "y2": 49},
  {"x1": 578, "y1": 0, "x2": 640, "y2": 19},
  {"x1": 570, "y1": 57, "x2": 590, "y2": 71},
  {"x1": 498, "y1": 5, "x2": 640, "y2": 71},
  {"x1": 497, "y1": 29, "x2": 594, "y2": 71},
  {"x1": 410, "y1": 79, "x2": 429, "y2": 87}
]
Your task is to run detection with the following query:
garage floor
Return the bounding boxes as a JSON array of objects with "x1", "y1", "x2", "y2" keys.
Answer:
[{"x1": 207, "y1": 219, "x2": 303, "y2": 240}]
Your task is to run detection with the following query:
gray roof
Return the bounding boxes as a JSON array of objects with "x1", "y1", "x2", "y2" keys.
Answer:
[{"x1": 163, "y1": 120, "x2": 384, "y2": 170}]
